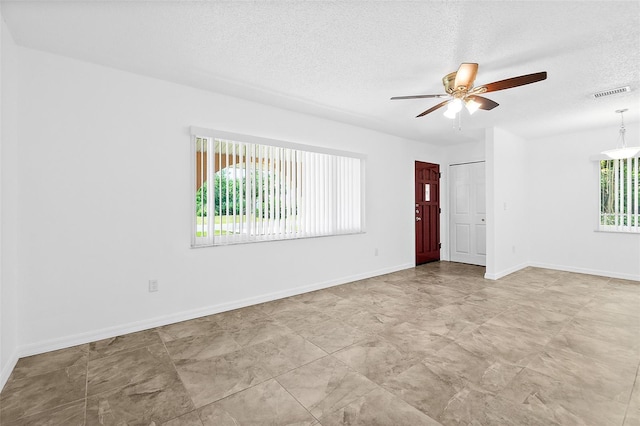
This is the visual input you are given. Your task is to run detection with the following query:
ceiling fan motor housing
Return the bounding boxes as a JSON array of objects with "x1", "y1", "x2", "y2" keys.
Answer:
[{"x1": 443, "y1": 72, "x2": 458, "y2": 94}]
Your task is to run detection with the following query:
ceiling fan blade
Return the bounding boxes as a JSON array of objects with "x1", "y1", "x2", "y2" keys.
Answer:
[
  {"x1": 469, "y1": 95, "x2": 499, "y2": 110},
  {"x1": 391, "y1": 94, "x2": 448, "y2": 100},
  {"x1": 479, "y1": 71, "x2": 547, "y2": 93},
  {"x1": 453, "y1": 63, "x2": 479, "y2": 91},
  {"x1": 416, "y1": 100, "x2": 450, "y2": 118}
]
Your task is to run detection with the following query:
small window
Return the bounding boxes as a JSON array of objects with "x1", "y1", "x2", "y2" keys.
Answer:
[
  {"x1": 192, "y1": 129, "x2": 365, "y2": 247},
  {"x1": 599, "y1": 156, "x2": 639, "y2": 233}
]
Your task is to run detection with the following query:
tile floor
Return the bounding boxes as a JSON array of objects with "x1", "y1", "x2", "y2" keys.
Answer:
[{"x1": 1, "y1": 262, "x2": 639, "y2": 425}]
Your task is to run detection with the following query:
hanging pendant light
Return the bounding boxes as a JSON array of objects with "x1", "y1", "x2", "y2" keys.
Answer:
[{"x1": 601, "y1": 109, "x2": 640, "y2": 159}]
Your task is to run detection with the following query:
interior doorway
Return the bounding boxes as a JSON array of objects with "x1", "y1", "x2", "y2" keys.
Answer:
[
  {"x1": 449, "y1": 161, "x2": 487, "y2": 266},
  {"x1": 415, "y1": 161, "x2": 440, "y2": 265}
]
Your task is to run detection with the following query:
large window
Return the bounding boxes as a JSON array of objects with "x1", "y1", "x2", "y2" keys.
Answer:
[
  {"x1": 191, "y1": 128, "x2": 365, "y2": 247},
  {"x1": 599, "y1": 156, "x2": 639, "y2": 233}
]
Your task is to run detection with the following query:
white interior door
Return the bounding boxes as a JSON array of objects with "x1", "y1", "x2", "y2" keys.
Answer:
[{"x1": 449, "y1": 162, "x2": 486, "y2": 266}]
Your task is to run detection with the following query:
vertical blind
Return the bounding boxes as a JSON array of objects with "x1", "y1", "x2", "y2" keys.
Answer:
[
  {"x1": 599, "y1": 156, "x2": 639, "y2": 233},
  {"x1": 192, "y1": 131, "x2": 364, "y2": 246}
]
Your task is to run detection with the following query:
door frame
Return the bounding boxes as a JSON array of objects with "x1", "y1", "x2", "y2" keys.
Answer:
[
  {"x1": 448, "y1": 160, "x2": 487, "y2": 266},
  {"x1": 415, "y1": 161, "x2": 441, "y2": 265}
]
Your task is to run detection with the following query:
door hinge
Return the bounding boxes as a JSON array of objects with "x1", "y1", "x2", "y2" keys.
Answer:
[
  {"x1": 439, "y1": 172, "x2": 442, "y2": 178},
  {"x1": 439, "y1": 243, "x2": 442, "y2": 249},
  {"x1": 439, "y1": 208, "x2": 441, "y2": 214}
]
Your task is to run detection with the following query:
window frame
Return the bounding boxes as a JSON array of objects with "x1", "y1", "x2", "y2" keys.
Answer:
[
  {"x1": 596, "y1": 154, "x2": 639, "y2": 234},
  {"x1": 190, "y1": 127, "x2": 366, "y2": 247}
]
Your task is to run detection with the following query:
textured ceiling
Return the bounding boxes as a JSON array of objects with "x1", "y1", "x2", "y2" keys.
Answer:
[{"x1": 2, "y1": 1, "x2": 639, "y2": 145}]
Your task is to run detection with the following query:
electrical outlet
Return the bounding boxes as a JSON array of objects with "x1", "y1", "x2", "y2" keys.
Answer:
[{"x1": 148, "y1": 279, "x2": 159, "y2": 292}]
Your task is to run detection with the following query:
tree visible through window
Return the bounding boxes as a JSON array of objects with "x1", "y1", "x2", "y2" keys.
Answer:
[
  {"x1": 192, "y1": 132, "x2": 364, "y2": 246},
  {"x1": 599, "y1": 156, "x2": 639, "y2": 232}
]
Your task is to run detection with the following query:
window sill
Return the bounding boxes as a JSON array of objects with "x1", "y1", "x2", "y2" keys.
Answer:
[
  {"x1": 191, "y1": 230, "x2": 367, "y2": 249},
  {"x1": 594, "y1": 228, "x2": 640, "y2": 235}
]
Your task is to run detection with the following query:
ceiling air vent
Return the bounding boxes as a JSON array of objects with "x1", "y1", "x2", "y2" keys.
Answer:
[{"x1": 591, "y1": 86, "x2": 631, "y2": 99}]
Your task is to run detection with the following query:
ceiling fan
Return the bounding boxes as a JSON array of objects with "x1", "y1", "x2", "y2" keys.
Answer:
[{"x1": 391, "y1": 63, "x2": 547, "y2": 119}]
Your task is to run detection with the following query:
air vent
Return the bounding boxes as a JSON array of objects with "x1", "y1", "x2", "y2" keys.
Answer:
[{"x1": 591, "y1": 86, "x2": 631, "y2": 99}]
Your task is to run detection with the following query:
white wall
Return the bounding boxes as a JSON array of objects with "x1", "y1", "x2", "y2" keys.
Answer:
[
  {"x1": 485, "y1": 127, "x2": 529, "y2": 279},
  {"x1": 11, "y1": 46, "x2": 444, "y2": 357},
  {"x1": 1, "y1": 14, "x2": 20, "y2": 390},
  {"x1": 446, "y1": 139, "x2": 486, "y2": 166},
  {"x1": 527, "y1": 124, "x2": 640, "y2": 280}
]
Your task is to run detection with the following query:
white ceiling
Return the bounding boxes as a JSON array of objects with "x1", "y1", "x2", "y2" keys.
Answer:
[{"x1": 2, "y1": 1, "x2": 639, "y2": 145}]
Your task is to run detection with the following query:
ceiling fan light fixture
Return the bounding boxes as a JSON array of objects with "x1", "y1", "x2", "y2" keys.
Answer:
[
  {"x1": 465, "y1": 98, "x2": 481, "y2": 115},
  {"x1": 448, "y1": 98, "x2": 463, "y2": 114},
  {"x1": 443, "y1": 108, "x2": 457, "y2": 119},
  {"x1": 601, "y1": 109, "x2": 640, "y2": 160},
  {"x1": 391, "y1": 63, "x2": 547, "y2": 123}
]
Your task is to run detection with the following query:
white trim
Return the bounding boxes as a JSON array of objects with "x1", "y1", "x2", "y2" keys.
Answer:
[
  {"x1": 0, "y1": 349, "x2": 19, "y2": 392},
  {"x1": 190, "y1": 126, "x2": 366, "y2": 160},
  {"x1": 484, "y1": 262, "x2": 528, "y2": 280},
  {"x1": 16, "y1": 263, "x2": 413, "y2": 359},
  {"x1": 484, "y1": 260, "x2": 640, "y2": 282},
  {"x1": 528, "y1": 261, "x2": 640, "y2": 282}
]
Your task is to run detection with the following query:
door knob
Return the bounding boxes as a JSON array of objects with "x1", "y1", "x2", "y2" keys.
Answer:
[{"x1": 416, "y1": 217, "x2": 421, "y2": 221}]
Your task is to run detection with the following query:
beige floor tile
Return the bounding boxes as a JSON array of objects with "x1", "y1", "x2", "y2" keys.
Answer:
[
  {"x1": 546, "y1": 330, "x2": 639, "y2": 367},
  {"x1": 277, "y1": 356, "x2": 379, "y2": 419},
  {"x1": 291, "y1": 289, "x2": 345, "y2": 308},
  {"x1": 157, "y1": 316, "x2": 223, "y2": 342},
  {"x1": 332, "y1": 336, "x2": 422, "y2": 384},
  {"x1": 378, "y1": 321, "x2": 452, "y2": 357},
  {"x1": 88, "y1": 329, "x2": 162, "y2": 360},
  {"x1": 87, "y1": 344, "x2": 174, "y2": 396},
  {"x1": 1, "y1": 399, "x2": 85, "y2": 426},
  {"x1": 199, "y1": 379, "x2": 315, "y2": 426},
  {"x1": 9, "y1": 344, "x2": 89, "y2": 381},
  {"x1": 406, "y1": 311, "x2": 479, "y2": 339},
  {"x1": 3, "y1": 262, "x2": 638, "y2": 425},
  {"x1": 318, "y1": 387, "x2": 442, "y2": 426},
  {"x1": 453, "y1": 323, "x2": 547, "y2": 366},
  {"x1": 342, "y1": 310, "x2": 403, "y2": 334},
  {"x1": 164, "y1": 330, "x2": 242, "y2": 362},
  {"x1": 499, "y1": 367, "x2": 627, "y2": 425},
  {"x1": 625, "y1": 369, "x2": 640, "y2": 426},
  {"x1": 242, "y1": 333, "x2": 327, "y2": 377},
  {"x1": 423, "y1": 341, "x2": 522, "y2": 394},
  {"x1": 227, "y1": 317, "x2": 293, "y2": 347},
  {"x1": 0, "y1": 365, "x2": 86, "y2": 423},
  {"x1": 381, "y1": 361, "x2": 467, "y2": 420},
  {"x1": 562, "y1": 316, "x2": 640, "y2": 350},
  {"x1": 480, "y1": 393, "x2": 563, "y2": 425},
  {"x1": 212, "y1": 305, "x2": 269, "y2": 330},
  {"x1": 485, "y1": 304, "x2": 571, "y2": 337},
  {"x1": 526, "y1": 346, "x2": 636, "y2": 403},
  {"x1": 163, "y1": 410, "x2": 204, "y2": 426},
  {"x1": 268, "y1": 306, "x2": 333, "y2": 332},
  {"x1": 86, "y1": 371, "x2": 194, "y2": 425},
  {"x1": 174, "y1": 346, "x2": 272, "y2": 408},
  {"x1": 296, "y1": 318, "x2": 373, "y2": 353}
]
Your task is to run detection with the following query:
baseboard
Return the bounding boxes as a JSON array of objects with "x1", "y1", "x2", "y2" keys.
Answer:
[
  {"x1": 484, "y1": 262, "x2": 528, "y2": 280},
  {"x1": 528, "y1": 261, "x2": 640, "y2": 282},
  {"x1": 18, "y1": 263, "x2": 414, "y2": 359},
  {"x1": 0, "y1": 349, "x2": 19, "y2": 392}
]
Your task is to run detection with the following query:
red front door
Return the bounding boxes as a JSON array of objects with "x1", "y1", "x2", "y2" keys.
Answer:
[{"x1": 415, "y1": 161, "x2": 440, "y2": 265}]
